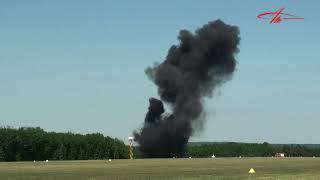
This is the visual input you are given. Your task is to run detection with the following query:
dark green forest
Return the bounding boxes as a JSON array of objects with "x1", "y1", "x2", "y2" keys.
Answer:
[
  {"x1": 187, "y1": 142, "x2": 320, "y2": 158},
  {"x1": 0, "y1": 127, "x2": 128, "y2": 161},
  {"x1": 1, "y1": 127, "x2": 320, "y2": 161}
]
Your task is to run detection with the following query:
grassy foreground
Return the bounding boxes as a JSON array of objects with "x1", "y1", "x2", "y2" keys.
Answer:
[{"x1": 0, "y1": 158, "x2": 320, "y2": 180}]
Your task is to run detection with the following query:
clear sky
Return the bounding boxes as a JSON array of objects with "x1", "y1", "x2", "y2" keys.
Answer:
[{"x1": 0, "y1": 0, "x2": 319, "y2": 144}]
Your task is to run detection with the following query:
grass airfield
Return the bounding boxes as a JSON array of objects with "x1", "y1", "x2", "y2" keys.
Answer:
[{"x1": 0, "y1": 158, "x2": 320, "y2": 180}]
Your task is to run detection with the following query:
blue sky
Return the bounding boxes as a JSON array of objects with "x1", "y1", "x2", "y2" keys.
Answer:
[{"x1": 0, "y1": 0, "x2": 319, "y2": 144}]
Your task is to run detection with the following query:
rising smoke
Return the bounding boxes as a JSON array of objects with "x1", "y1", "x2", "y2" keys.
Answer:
[{"x1": 134, "y1": 20, "x2": 240, "y2": 158}]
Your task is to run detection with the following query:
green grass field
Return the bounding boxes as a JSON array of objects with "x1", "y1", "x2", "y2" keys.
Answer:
[{"x1": 0, "y1": 158, "x2": 320, "y2": 180}]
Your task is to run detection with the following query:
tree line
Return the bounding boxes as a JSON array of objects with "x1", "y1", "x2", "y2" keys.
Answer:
[
  {"x1": 186, "y1": 142, "x2": 320, "y2": 158},
  {"x1": 1, "y1": 127, "x2": 319, "y2": 161},
  {"x1": 0, "y1": 127, "x2": 128, "y2": 162}
]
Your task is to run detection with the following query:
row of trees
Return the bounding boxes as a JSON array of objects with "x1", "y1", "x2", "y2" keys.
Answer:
[
  {"x1": 1, "y1": 127, "x2": 319, "y2": 161},
  {"x1": 186, "y1": 142, "x2": 320, "y2": 158},
  {"x1": 0, "y1": 127, "x2": 129, "y2": 162}
]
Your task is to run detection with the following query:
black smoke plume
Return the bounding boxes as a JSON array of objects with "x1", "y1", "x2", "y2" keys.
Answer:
[{"x1": 134, "y1": 20, "x2": 240, "y2": 158}]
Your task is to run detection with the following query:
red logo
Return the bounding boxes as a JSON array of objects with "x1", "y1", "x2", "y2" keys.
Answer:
[{"x1": 257, "y1": 7, "x2": 304, "y2": 24}]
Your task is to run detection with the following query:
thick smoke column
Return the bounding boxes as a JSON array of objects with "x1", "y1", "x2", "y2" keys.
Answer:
[{"x1": 134, "y1": 20, "x2": 240, "y2": 158}]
